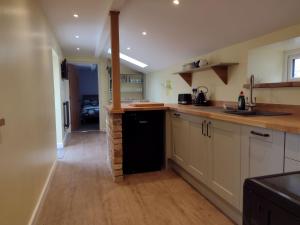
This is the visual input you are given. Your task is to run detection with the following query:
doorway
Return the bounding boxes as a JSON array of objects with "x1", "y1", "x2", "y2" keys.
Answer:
[{"x1": 68, "y1": 63, "x2": 100, "y2": 132}]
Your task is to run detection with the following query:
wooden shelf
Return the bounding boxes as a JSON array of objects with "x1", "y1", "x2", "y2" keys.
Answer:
[
  {"x1": 243, "y1": 81, "x2": 300, "y2": 89},
  {"x1": 173, "y1": 63, "x2": 239, "y2": 86}
]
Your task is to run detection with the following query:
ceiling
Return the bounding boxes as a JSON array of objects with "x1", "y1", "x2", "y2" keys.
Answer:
[{"x1": 39, "y1": 0, "x2": 300, "y2": 72}]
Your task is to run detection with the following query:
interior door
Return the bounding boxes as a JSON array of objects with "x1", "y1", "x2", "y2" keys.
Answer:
[{"x1": 68, "y1": 64, "x2": 80, "y2": 131}]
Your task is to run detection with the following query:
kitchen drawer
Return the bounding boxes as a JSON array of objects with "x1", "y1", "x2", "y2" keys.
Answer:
[
  {"x1": 285, "y1": 158, "x2": 300, "y2": 173},
  {"x1": 286, "y1": 133, "x2": 300, "y2": 162}
]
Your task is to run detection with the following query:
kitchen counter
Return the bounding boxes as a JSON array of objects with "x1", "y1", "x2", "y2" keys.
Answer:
[
  {"x1": 167, "y1": 104, "x2": 300, "y2": 134},
  {"x1": 106, "y1": 103, "x2": 300, "y2": 134},
  {"x1": 105, "y1": 103, "x2": 169, "y2": 113}
]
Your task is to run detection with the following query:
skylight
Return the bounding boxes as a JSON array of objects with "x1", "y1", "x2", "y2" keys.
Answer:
[{"x1": 108, "y1": 49, "x2": 148, "y2": 68}]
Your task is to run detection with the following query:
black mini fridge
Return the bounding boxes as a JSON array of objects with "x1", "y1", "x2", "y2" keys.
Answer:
[
  {"x1": 122, "y1": 110, "x2": 165, "y2": 174},
  {"x1": 243, "y1": 172, "x2": 300, "y2": 225}
]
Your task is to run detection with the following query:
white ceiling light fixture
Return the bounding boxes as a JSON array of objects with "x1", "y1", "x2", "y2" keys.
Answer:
[
  {"x1": 173, "y1": 0, "x2": 180, "y2": 5},
  {"x1": 142, "y1": 31, "x2": 147, "y2": 36},
  {"x1": 127, "y1": 47, "x2": 131, "y2": 50},
  {"x1": 108, "y1": 48, "x2": 148, "y2": 68},
  {"x1": 73, "y1": 13, "x2": 79, "y2": 18},
  {"x1": 75, "y1": 35, "x2": 79, "y2": 38}
]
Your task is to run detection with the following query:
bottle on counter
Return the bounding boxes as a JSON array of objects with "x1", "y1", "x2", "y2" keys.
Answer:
[{"x1": 238, "y1": 91, "x2": 246, "y2": 110}]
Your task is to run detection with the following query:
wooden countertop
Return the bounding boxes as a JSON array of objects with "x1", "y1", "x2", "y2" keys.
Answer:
[
  {"x1": 105, "y1": 103, "x2": 169, "y2": 113},
  {"x1": 167, "y1": 104, "x2": 300, "y2": 134},
  {"x1": 106, "y1": 103, "x2": 300, "y2": 134}
]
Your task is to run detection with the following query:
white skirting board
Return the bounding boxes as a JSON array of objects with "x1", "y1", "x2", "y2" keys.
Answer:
[
  {"x1": 56, "y1": 142, "x2": 64, "y2": 149},
  {"x1": 56, "y1": 132, "x2": 69, "y2": 149},
  {"x1": 27, "y1": 160, "x2": 57, "y2": 225}
]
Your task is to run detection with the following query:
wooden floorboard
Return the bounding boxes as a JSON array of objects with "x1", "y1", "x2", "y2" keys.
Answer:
[{"x1": 36, "y1": 131, "x2": 234, "y2": 225}]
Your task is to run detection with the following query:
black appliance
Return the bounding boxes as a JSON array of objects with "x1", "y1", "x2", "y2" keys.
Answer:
[
  {"x1": 243, "y1": 172, "x2": 300, "y2": 225},
  {"x1": 178, "y1": 93, "x2": 192, "y2": 105},
  {"x1": 61, "y1": 59, "x2": 68, "y2": 80},
  {"x1": 194, "y1": 86, "x2": 209, "y2": 106},
  {"x1": 122, "y1": 111, "x2": 165, "y2": 174}
]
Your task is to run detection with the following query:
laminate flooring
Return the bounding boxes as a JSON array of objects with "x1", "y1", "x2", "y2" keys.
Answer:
[{"x1": 36, "y1": 132, "x2": 234, "y2": 225}]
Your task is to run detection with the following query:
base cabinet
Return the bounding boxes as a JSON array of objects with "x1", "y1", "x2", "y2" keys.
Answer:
[
  {"x1": 171, "y1": 111, "x2": 241, "y2": 209},
  {"x1": 170, "y1": 110, "x2": 292, "y2": 224},
  {"x1": 171, "y1": 113, "x2": 189, "y2": 169},
  {"x1": 285, "y1": 158, "x2": 300, "y2": 172},
  {"x1": 241, "y1": 126, "x2": 284, "y2": 178},
  {"x1": 209, "y1": 120, "x2": 241, "y2": 208},
  {"x1": 188, "y1": 119, "x2": 210, "y2": 185},
  {"x1": 285, "y1": 133, "x2": 300, "y2": 172}
]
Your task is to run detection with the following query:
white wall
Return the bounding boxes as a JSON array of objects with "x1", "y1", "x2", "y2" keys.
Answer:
[
  {"x1": 0, "y1": 0, "x2": 63, "y2": 224},
  {"x1": 145, "y1": 24, "x2": 300, "y2": 105},
  {"x1": 52, "y1": 49, "x2": 64, "y2": 148}
]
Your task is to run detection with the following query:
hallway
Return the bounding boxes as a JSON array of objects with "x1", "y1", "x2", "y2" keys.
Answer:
[{"x1": 36, "y1": 132, "x2": 233, "y2": 225}]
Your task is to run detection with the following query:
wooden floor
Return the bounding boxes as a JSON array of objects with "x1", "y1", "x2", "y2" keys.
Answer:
[{"x1": 36, "y1": 132, "x2": 234, "y2": 225}]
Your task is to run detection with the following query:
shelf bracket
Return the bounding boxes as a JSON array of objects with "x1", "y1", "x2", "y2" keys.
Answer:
[
  {"x1": 179, "y1": 73, "x2": 192, "y2": 86},
  {"x1": 211, "y1": 66, "x2": 228, "y2": 84}
]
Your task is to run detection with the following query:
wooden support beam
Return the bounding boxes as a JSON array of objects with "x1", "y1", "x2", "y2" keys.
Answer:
[{"x1": 110, "y1": 11, "x2": 122, "y2": 112}]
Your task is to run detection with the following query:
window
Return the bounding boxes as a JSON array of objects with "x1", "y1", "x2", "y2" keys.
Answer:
[
  {"x1": 286, "y1": 51, "x2": 300, "y2": 81},
  {"x1": 292, "y1": 57, "x2": 300, "y2": 78}
]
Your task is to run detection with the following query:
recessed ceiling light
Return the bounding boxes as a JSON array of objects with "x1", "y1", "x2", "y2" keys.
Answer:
[
  {"x1": 142, "y1": 31, "x2": 147, "y2": 36},
  {"x1": 75, "y1": 35, "x2": 79, "y2": 39},
  {"x1": 173, "y1": 0, "x2": 180, "y2": 5},
  {"x1": 76, "y1": 47, "x2": 80, "y2": 51},
  {"x1": 127, "y1": 47, "x2": 131, "y2": 50},
  {"x1": 73, "y1": 14, "x2": 79, "y2": 18},
  {"x1": 108, "y1": 48, "x2": 148, "y2": 68}
]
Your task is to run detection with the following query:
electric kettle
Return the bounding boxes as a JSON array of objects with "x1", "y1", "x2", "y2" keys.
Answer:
[{"x1": 195, "y1": 86, "x2": 208, "y2": 106}]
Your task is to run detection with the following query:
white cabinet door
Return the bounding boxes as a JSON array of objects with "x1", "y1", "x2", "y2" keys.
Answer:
[
  {"x1": 171, "y1": 113, "x2": 189, "y2": 169},
  {"x1": 209, "y1": 120, "x2": 241, "y2": 208},
  {"x1": 285, "y1": 158, "x2": 300, "y2": 172},
  {"x1": 285, "y1": 133, "x2": 300, "y2": 162},
  {"x1": 188, "y1": 119, "x2": 209, "y2": 185},
  {"x1": 241, "y1": 126, "x2": 284, "y2": 178}
]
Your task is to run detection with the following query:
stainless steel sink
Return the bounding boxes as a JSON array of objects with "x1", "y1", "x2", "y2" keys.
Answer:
[{"x1": 224, "y1": 110, "x2": 292, "y2": 116}]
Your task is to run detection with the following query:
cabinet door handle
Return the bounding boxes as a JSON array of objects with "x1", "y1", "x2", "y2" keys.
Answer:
[
  {"x1": 207, "y1": 121, "x2": 212, "y2": 138},
  {"x1": 250, "y1": 131, "x2": 270, "y2": 137},
  {"x1": 173, "y1": 113, "x2": 181, "y2": 117},
  {"x1": 139, "y1": 120, "x2": 149, "y2": 124},
  {"x1": 0, "y1": 118, "x2": 5, "y2": 127},
  {"x1": 203, "y1": 120, "x2": 207, "y2": 136}
]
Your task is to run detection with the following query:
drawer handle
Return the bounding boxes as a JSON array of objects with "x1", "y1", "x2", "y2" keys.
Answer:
[
  {"x1": 173, "y1": 113, "x2": 181, "y2": 117},
  {"x1": 203, "y1": 120, "x2": 207, "y2": 136},
  {"x1": 207, "y1": 121, "x2": 212, "y2": 138},
  {"x1": 250, "y1": 131, "x2": 270, "y2": 137},
  {"x1": 139, "y1": 120, "x2": 149, "y2": 124}
]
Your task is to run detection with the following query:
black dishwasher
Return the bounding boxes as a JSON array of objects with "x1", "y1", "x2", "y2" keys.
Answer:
[
  {"x1": 122, "y1": 110, "x2": 165, "y2": 174},
  {"x1": 243, "y1": 172, "x2": 300, "y2": 225}
]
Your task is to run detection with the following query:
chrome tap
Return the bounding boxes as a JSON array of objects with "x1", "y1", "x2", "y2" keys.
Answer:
[{"x1": 246, "y1": 74, "x2": 256, "y2": 111}]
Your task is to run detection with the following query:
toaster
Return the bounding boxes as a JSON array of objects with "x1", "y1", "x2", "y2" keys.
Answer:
[{"x1": 178, "y1": 93, "x2": 192, "y2": 105}]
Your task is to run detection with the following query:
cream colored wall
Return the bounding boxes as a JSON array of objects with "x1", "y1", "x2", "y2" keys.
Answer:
[
  {"x1": 0, "y1": 0, "x2": 62, "y2": 225},
  {"x1": 145, "y1": 24, "x2": 300, "y2": 105}
]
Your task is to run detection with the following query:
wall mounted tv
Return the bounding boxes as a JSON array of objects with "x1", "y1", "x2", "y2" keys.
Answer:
[{"x1": 61, "y1": 59, "x2": 68, "y2": 80}]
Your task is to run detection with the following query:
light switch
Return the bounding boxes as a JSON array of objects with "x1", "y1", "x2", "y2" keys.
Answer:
[{"x1": 0, "y1": 118, "x2": 4, "y2": 127}]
